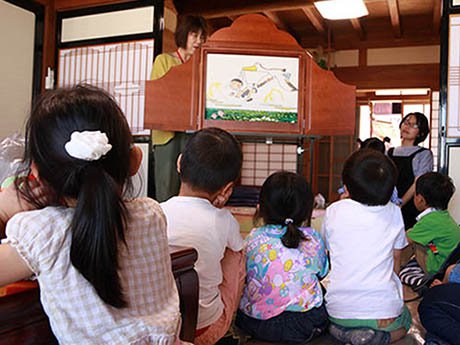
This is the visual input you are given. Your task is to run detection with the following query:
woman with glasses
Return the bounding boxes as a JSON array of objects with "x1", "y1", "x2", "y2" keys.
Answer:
[{"x1": 388, "y1": 112, "x2": 433, "y2": 230}]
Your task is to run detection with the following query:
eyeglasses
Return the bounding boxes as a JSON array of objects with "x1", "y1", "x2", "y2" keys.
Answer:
[{"x1": 402, "y1": 120, "x2": 419, "y2": 129}]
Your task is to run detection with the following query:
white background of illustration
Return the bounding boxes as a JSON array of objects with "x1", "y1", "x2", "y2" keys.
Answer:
[{"x1": 205, "y1": 53, "x2": 299, "y2": 114}]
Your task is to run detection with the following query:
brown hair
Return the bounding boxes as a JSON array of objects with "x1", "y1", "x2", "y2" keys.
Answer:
[{"x1": 174, "y1": 15, "x2": 208, "y2": 48}]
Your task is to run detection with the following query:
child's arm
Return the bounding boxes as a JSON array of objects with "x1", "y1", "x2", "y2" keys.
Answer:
[
  {"x1": 444, "y1": 264, "x2": 459, "y2": 283},
  {"x1": 0, "y1": 244, "x2": 33, "y2": 287},
  {"x1": 312, "y1": 229, "x2": 329, "y2": 279},
  {"x1": 212, "y1": 182, "x2": 234, "y2": 209},
  {"x1": 400, "y1": 182, "x2": 416, "y2": 207},
  {"x1": 406, "y1": 222, "x2": 431, "y2": 247},
  {"x1": 430, "y1": 264, "x2": 458, "y2": 287},
  {"x1": 393, "y1": 249, "x2": 403, "y2": 275}
]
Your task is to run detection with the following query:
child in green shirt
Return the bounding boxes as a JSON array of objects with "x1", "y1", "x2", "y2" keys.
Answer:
[{"x1": 399, "y1": 172, "x2": 460, "y2": 288}]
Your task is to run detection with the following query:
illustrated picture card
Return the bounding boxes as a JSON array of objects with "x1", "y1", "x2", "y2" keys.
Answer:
[{"x1": 205, "y1": 53, "x2": 300, "y2": 123}]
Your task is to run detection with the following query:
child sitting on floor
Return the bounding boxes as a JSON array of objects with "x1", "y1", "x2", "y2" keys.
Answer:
[
  {"x1": 338, "y1": 137, "x2": 401, "y2": 206},
  {"x1": 0, "y1": 85, "x2": 180, "y2": 344},
  {"x1": 235, "y1": 171, "x2": 329, "y2": 343},
  {"x1": 322, "y1": 149, "x2": 411, "y2": 345},
  {"x1": 161, "y1": 127, "x2": 245, "y2": 345},
  {"x1": 399, "y1": 172, "x2": 460, "y2": 288},
  {"x1": 418, "y1": 262, "x2": 460, "y2": 345}
]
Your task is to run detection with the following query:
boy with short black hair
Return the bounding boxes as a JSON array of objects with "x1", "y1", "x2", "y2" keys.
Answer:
[
  {"x1": 161, "y1": 127, "x2": 245, "y2": 345},
  {"x1": 323, "y1": 149, "x2": 411, "y2": 345},
  {"x1": 399, "y1": 172, "x2": 460, "y2": 287}
]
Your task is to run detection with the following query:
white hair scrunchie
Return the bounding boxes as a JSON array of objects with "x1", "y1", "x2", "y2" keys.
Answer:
[
  {"x1": 65, "y1": 131, "x2": 112, "y2": 161},
  {"x1": 284, "y1": 218, "x2": 294, "y2": 225}
]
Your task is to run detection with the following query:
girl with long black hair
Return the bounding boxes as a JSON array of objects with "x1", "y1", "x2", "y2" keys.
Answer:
[{"x1": 0, "y1": 85, "x2": 180, "y2": 344}]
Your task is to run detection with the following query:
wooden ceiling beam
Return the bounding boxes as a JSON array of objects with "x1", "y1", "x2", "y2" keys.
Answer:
[
  {"x1": 387, "y1": 0, "x2": 401, "y2": 38},
  {"x1": 356, "y1": 94, "x2": 431, "y2": 102},
  {"x1": 263, "y1": 11, "x2": 289, "y2": 31},
  {"x1": 301, "y1": 6, "x2": 325, "y2": 33},
  {"x1": 433, "y1": 0, "x2": 441, "y2": 34},
  {"x1": 178, "y1": 0, "x2": 316, "y2": 18},
  {"x1": 350, "y1": 18, "x2": 365, "y2": 41},
  {"x1": 175, "y1": 0, "x2": 383, "y2": 17},
  {"x1": 334, "y1": 63, "x2": 439, "y2": 90},
  {"x1": 300, "y1": 31, "x2": 439, "y2": 50}
]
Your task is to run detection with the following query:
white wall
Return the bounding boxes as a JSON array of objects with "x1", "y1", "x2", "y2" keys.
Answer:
[{"x1": 0, "y1": 0, "x2": 35, "y2": 139}]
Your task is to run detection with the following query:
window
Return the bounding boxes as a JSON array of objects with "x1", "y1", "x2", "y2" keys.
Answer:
[{"x1": 56, "y1": 0, "x2": 163, "y2": 134}]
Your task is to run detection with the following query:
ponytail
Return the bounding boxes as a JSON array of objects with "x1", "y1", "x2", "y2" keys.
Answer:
[
  {"x1": 21, "y1": 85, "x2": 134, "y2": 308},
  {"x1": 70, "y1": 164, "x2": 128, "y2": 308},
  {"x1": 281, "y1": 222, "x2": 306, "y2": 249},
  {"x1": 258, "y1": 172, "x2": 314, "y2": 249}
]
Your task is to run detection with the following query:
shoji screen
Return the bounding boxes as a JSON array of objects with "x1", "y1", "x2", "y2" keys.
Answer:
[
  {"x1": 241, "y1": 142, "x2": 298, "y2": 186},
  {"x1": 57, "y1": 2, "x2": 162, "y2": 134},
  {"x1": 58, "y1": 40, "x2": 154, "y2": 133}
]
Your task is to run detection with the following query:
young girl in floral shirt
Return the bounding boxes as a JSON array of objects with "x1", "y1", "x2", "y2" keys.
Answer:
[{"x1": 235, "y1": 171, "x2": 329, "y2": 343}]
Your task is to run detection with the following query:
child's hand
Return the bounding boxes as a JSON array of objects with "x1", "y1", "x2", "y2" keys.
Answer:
[
  {"x1": 0, "y1": 177, "x2": 46, "y2": 227},
  {"x1": 338, "y1": 185, "x2": 349, "y2": 200},
  {"x1": 339, "y1": 193, "x2": 348, "y2": 200},
  {"x1": 212, "y1": 185, "x2": 233, "y2": 209},
  {"x1": 430, "y1": 279, "x2": 443, "y2": 287},
  {"x1": 212, "y1": 193, "x2": 228, "y2": 208}
]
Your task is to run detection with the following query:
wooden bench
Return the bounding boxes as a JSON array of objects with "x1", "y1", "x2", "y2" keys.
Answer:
[{"x1": 0, "y1": 246, "x2": 199, "y2": 345}]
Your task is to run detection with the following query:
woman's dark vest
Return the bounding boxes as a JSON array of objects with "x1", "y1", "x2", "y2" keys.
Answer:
[{"x1": 388, "y1": 147, "x2": 427, "y2": 230}]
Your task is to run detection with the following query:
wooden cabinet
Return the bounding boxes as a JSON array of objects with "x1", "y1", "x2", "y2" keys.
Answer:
[
  {"x1": 308, "y1": 62, "x2": 356, "y2": 135},
  {"x1": 144, "y1": 14, "x2": 356, "y2": 136},
  {"x1": 304, "y1": 135, "x2": 354, "y2": 202}
]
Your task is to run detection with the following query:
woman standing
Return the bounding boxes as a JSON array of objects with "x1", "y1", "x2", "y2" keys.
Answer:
[
  {"x1": 151, "y1": 15, "x2": 207, "y2": 80},
  {"x1": 151, "y1": 15, "x2": 208, "y2": 202},
  {"x1": 388, "y1": 112, "x2": 433, "y2": 230}
]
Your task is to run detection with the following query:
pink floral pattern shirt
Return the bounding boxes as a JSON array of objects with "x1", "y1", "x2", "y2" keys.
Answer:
[{"x1": 239, "y1": 225, "x2": 328, "y2": 320}]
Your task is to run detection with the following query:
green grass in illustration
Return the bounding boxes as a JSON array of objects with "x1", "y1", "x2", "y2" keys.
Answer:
[{"x1": 205, "y1": 108, "x2": 297, "y2": 123}]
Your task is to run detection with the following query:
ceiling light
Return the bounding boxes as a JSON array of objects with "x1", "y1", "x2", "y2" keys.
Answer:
[
  {"x1": 314, "y1": 0, "x2": 369, "y2": 20},
  {"x1": 401, "y1": 88, "x2": 429, "y2": 95},
  {"x1": 375, "y1": 89, "x2": 401, "y2": 96},
  {"x1": 375, "y1": 89, "x2": 429, "y2": 96}
]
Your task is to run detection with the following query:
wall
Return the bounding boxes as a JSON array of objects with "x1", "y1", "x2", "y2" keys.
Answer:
[
  {"x1": 0, "y1": 0, "x2": 35, "y2": 138},
  {"x1": 331, "y1": 45, "x2": 440, "y2": 90},
  {"x1": 328, "y1": 46, "x2": 440, "y2": 68},
  {"x1": 36, "y1": 0, "x2": 55, "y2": 92},
  {"x1": 163, "y1": 0, "x2": 177, "y2": 53},
  {"x1": 60, "y1": 6, "x2": 154, "y2": 41},
  {"x1": 448, "y1": 147, "x2": 460, "y2": 223},
  {"x1": 443, "y1": 9, "x2": 460, "y2": 223}
]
